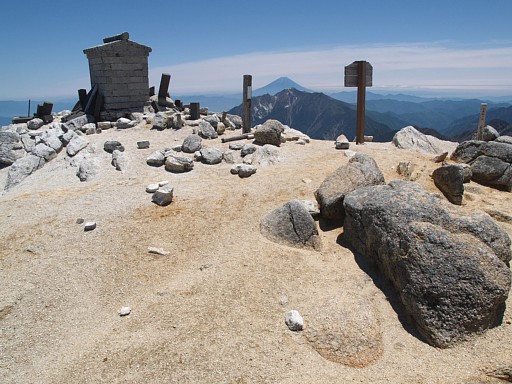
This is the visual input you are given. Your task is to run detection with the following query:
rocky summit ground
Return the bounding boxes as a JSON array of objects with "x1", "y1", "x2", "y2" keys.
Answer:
[{"x1": 1, "y1": 122, "x2": 511, "y2": 383}]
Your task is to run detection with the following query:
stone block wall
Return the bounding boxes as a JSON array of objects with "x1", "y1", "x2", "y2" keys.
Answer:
[{"x1": 83, "y1": 37, "x2": 152, "y2": 119}]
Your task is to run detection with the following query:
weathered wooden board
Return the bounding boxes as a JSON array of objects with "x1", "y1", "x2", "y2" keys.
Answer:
[{"x1": 344, "y1": 61, "x2": 373, "y2": 87}]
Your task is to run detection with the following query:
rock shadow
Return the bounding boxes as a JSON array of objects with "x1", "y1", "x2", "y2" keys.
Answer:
[{"x1": 336, "y1": 231, "x2": 428, "y2": 344}]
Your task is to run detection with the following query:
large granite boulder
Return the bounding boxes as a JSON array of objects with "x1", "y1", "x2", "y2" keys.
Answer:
[
  {"x1": 451, "y1": 140, "x2": 512, "y2": 190},
  {"x1": 198, "y1": 120, "x2": 218, "y2": 140},
  {"x1": 165, "y1": 155, "x2": 194, "y2": 173},
  {"x1": 343, "y1": 180, "x2": 511, "y2": 348},
  {"x1": 315, "y1": 153, "x2": 385, "y2": 221},
  {"x1": 393, "y1": 126, "x2": 456, "y2": 155},
  {"x1": 254, "y1": 119, "x2": 284, "y2": 147},
  {"x1": 260, "y1": 200, "x2": 322, "y2": 250},
  {"x1": 481, "y1": 125, "x2": 500, "y2": 142}
]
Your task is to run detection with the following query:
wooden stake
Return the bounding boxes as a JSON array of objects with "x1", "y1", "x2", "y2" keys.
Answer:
[
  {"x1": 476, "y1": 103, "x2": 487, "y2": 140},
  {"x1": 242, "y1": 75, "x2": 252, "y2": 134},
  {"x1": 356, "y1": 61, "x2": 367, "y2": 144}
]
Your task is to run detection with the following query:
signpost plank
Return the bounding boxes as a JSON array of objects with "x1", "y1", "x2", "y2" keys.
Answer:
[{"x1": 242, "y1": 75, "x2": 252, "y2": 134}]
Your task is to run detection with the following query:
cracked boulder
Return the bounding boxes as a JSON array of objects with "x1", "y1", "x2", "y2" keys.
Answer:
[{"x1": 260, "y1": 199, "x2": 322, "y2": 250}]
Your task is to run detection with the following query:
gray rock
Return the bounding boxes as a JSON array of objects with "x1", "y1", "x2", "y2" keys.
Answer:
[
  {"x1": 304, "y1": 296, "x2": 383, "y2": 367},
  {"x1": 432, "y1": 152, "x2": 449, "y2": 163},
  {"x1": 285, "y1": 310, "x2": 304, "y2": 331},
  {"x1": 260, "y1": 200, "x2": 322, "y2": 250},
  {"x1": 165, "y1": 155, "x2": 194, "y2": 173},
  {"x1": 315, "y1": 153, "x2": 385, "y2": 221},
  {"x1": 297, "y1": 200, "x2": 321, "y2": 218},
  {"x1": 230, "y1": 164, "x2": 257, "y2": 178},
  {"x1": 247, "y1": 145, "x2": 282, "y2": 166},
  {"x1": 146, "y1": 183, "x2": 160, "y2": 193},
  {"x1": 20, "y1": 134, "x2": 36, "y2": 153},
  {"x1": 41, "y1": 130, "x2": 63, "y2": 153},
  {"x1": 227, "y1": 114, "x2": 242, "y2": 129},
  {"x1": 77, "y1": 157, "x2": 101, "y2": 182},
  {"x1": 198, "y1": 120, "x2": 218, "y2": 139},
  {"x1": 152, "y1": 186, "x2": 174, "y2": 206},
  {"x1": 222, "y1": 150, "x2": 237, "y2": 164},
  {"x1": 146, "y1": 151, "x2": 165, "y2": 166},
  {"x1": 216, "y1": 122, "x2": 226, "y2": 135},
  {"x1": 5, "y1": 155, "x2": 45, "y2": 189},
  {"x1": 64, "y1": 114, "x2": 95, "y2": 131},
  {"x1": 200, "y1": 147, "x2": 223, "y2": 165},
  {"x1": 0, "y1": 130, "x2": 25, "y2": 166},
  {"x1": 67, "y1": 135, "x2": 89, "y2": 156},
  {"x1": 61, "y1": 130, "x2": 76, "y2": 146},
  {"x1": 27, "y1": 118, "x2": 44, "y2": 130},
  {"x1": 335, "y1": 141, "x2": 350, "y2": 150},
  {"x1": 97, "y1": 121, "x2": 112, "y2": 130},
  {"x1": 241, "y1": 144, "x2": 257, "y2": 157},
  {"x1": 343, "y1": 180, "x2": 511, "y2": 347},
  {"x1": 137, "y1": 140, "x2": 150, "y2": 149},
  {"x1": 254, "y1": 119, "x2": 284, "y2": 147},
  {"x1": 182, "y1": 135, "x2": 202, "y2": 153},
  {"x1": 496, "y1": 135, "x2": 512, "y2": 145},
  {"x1": 84, "y1": 221, "x2": 97, "y2": 231},
  {"x1": 116, "y1": 118, "x2": 136, "y2": 129},
  {"x1": 451, "y1": 140, "x2": 512, "y2": 190},
  {"x1": 151, "y1": 112, "x2": 171, "y2": 130},
  {"x1": 103, "y1": 140, "x2": 124, "y2": 153},
  {"x1": 32, "y1": 143, "x2": 57, "y2": 162},
  {"x1": 203, "y1": 114, "x2": 220, "y2": 128},
  {"x1": 393, "y1": 126, "x2": 453, "y2": 155},
  {"x1": 482, "y1": 125, "x2": 500, "y2": 141},
  {"x1": 111, "y1": 150, "x2": 129, "y2": 172},
  {"x1": 432, "y1": 164, "x2": 466, "y2": 205},
  {"x1": 81, "y1": 123, "x2": 97, "y2": 135},
  {"x1": 229, "y1": 143, "x2": 244, "y2": 151}
]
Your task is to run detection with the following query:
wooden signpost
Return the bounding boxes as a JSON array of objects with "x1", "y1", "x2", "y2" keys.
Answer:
[
  {"x1": 344, "y1": 61, "x2": 372, "y2": 144},
  {"x1": 476, "y1": 103, "x2": 487, "y2": 140},
  {"x1": 242, "y1": 75, "x2": 252, "y2": 134}
]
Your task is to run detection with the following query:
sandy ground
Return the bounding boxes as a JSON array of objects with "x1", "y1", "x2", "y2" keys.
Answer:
[{"x1": 0, "y1": 123, "x2": 511, "y2": 383}]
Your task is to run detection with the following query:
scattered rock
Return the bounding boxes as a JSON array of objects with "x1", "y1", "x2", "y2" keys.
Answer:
[
  {"x1": 203, "y1": 114, "x2": 220, "y2": 128},
  {"x1": 97, "y1": 121, "x2": 112, "y2": 130},
  {"x1": 84, "y1": 221, "x2": 97, "y2": 231},
  {"x1": 285, "y1": 310, "x2": 304, "y2": 331},
  {"x1": 297, "y1": 200, "x2": 320, "y2": 218},
  {"x1": 198, "y1": 120, "x2": 218, "y2": 139},
  {"x1": 315, "y1": 153, "x2": 385, "y2": 221},
  {"x1": 27, "y1": 118, "x2": 44, "y2": 130},
  {"x1": 229, "y1": 143, "x2": 244, "y2": 151},
  {"x1": 432, "y1": 152, "x2": 448, "y2": 163},
  {"x1": 482, "y1": 125, "x2": 500, "y2": 142},
  {"x1": 103, "y1": 140, "x2": 124, "y2": 153},
  {"x1": 335, "y1": 141, "x2": 350, "y2": 150},
  {"x1": 496, "y1": 135, "x2": 512, "y2": 145},
  {"x1": 111, "y1": 150, "x2": 129, "y2": 172},
  {"x1": 67, "y1": 135, "x2": 89, "y2": 156},
  {"x1": 246, "y1": 145, "x2": 282, "y2": 166},
  {"x1": 200, "y1": 147, "x2": 223, "y2": 165},
  {"x1": 136, "y1": 140, "x2": 150, "y2": 149},
  {"x1": 253, "y1": 119, "x2": 284, "y2": 147},
  {"x1": 5, "y1": 155, "x2": 45, "y2": 190},
  {"x1": 230, "y1": 164, "x2": 257, "y2": 178},
  {"x1": 182, "y1": 135, "x2": 202, "y2": 153},
  {"x1": 432, "y1": 163, "x2": 466, "y2": 205},
  {"x1": 77, "y1": 157, "x2": 101, "y2": 182},
  {"x1": 260, "y1": 200, "x2": 322, "y2": 250},
  {"x1": 146, "y1": 151, "x2": 165, "y2": 167},
  {"x1": 396, "y1": 161, "x2": 416, "y2": 179},
  {"x1": 241, "y1": 144, "x2": 257, "y2": 157},
  {"x1": 165, "y1": 155, "x2": 194, "y2": 173},
  {"x1": 146, "y1": 183, "x2": 160, "y2": 193},
  {"x1": 118, "y1": 306, "x2": 131, "y2": 316},
  {"x1": 304, "y1": 296, "x2": 383, "y2": 367},
  {"x1": 32, "y1": 143, "x2": 57, "y2": 162},
  {"x1": 0, "y1": 130, "x2": 25, "y2": 166},
  {"x1": 63, "y1": 114, "x2": 95, "y2": 131},
  {"x1": 343, "y1": 180, "x2": 511, "y2": 347},
  {"x1": 41, "y1": 130, "x2": 64, "y2": 153},
  {"x1": 152, "y1": 185, "x2": 174, "y2": 206},
  {"x1": 76, "y1": 218, "x2": 84, "y2": 224},
  {"x1": 116, "y1": 117, "x2": 136, "y2": 129},
  {"x1": 216, "y1": 122, "x2": 226, "y2": 135}
]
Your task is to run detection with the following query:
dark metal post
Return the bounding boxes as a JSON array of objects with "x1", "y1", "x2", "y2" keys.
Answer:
[
  {"x1": 28, "y1": 99, "x2": 31, "y2": 117},
  {"x1": 242, "y1": 75, "x2": 252, "y2": 134},
  {"x1": 356, "y1": 61, "x2": 367, "y2": 144},
  {"x1": 158, "y1": 73, "x2": 171, "y2": 102},
  {"x1": 190, "y1": 102, "x2": 200, "y2": 120}
]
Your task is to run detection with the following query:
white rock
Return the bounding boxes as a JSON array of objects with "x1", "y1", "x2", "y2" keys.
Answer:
[
  {"x1": 146, "y1": 183, "x2": 160, "y2": 193},
  {"x1": 84, "y1": 221, "x2": 97, "y2": 231},
  {"x1": 152, "y1": 186, "x2": 174, "y2": 206},
  {"x1": 148, "y1": 247, "x2": 170, "y2": 256},
  {"x1": 285, "y1": 310, "x2": 304, "y2": 331},
  {"x1": 118, "y1": 306, "x2": 131, "y2": 316}
]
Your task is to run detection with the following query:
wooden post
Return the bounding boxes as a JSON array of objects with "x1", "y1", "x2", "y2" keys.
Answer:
[
  {"x1": 242, "y1": 75, "x2": 252, "y2": 134},
  {"x1": 476, "y1": 103, "x2": 487, "y2": 140},
  {"x1": 149, "y1": 86, "x2": 155, "y2": 97},
  {"x1": 78, "y1": 89, "x2": 87, "y2": 110},
  {"x1": 158, "y1": 73, "x2": 171, "y2": 103},
  {"x1": 27, "y1": 99, "x2": 31, "y2": 117},
  {"x1": 190, "y1": 102, "x2": 200, "y2": 120},
  {"x1": 356, "y1": 61, "x2": 367, "y2": 144}
]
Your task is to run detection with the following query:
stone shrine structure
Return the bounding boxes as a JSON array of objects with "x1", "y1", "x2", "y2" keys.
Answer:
[{"x1": 83, "y1": 32, "x2": 152, "y2": 120}]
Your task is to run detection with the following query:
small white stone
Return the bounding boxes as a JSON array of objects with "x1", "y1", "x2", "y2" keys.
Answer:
[
  {"x1": 158, "y1": 180, "x2": 169, "y2": 187},
  {"x1": 344, "y1": 150, "x2": 356, "y2": 158},
  {"x1": 285, "y1": 310, "x2": 304, "y2": 331},
  {"x1": 280, "y1": 296, "x2": 289, "y2": 306},
  {"x1": 148, "y1": 247, "x2": 170, "y2": 256},
  {"x1": 118, "y1": 306, "x2": 131, "y2": 316},
  {"x1": 146, "y1": 183, "x2": 160, "y2": 193}
]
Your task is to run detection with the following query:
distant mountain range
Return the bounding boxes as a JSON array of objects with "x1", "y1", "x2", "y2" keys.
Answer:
[{"x1": 2, "y1": 76, "x2": 512, "y2": 142}]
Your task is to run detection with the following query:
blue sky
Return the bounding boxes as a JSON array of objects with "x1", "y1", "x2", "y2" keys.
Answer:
[{"x1": 1, "y1": 0, "x2": 512, "y2": 100}]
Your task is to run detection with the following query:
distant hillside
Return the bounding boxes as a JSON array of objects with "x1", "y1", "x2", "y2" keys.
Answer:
[
  {"x1": 228, "y1": 88, "x2": 396, "y2": 142},
  {"x1": 448, "y1": 106, "x2": 512, "y2": 141}
]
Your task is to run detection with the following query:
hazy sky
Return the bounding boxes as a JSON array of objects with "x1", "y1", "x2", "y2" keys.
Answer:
[{"x1": 1, "y1": 0, "x2": 512, "y2": 99}]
